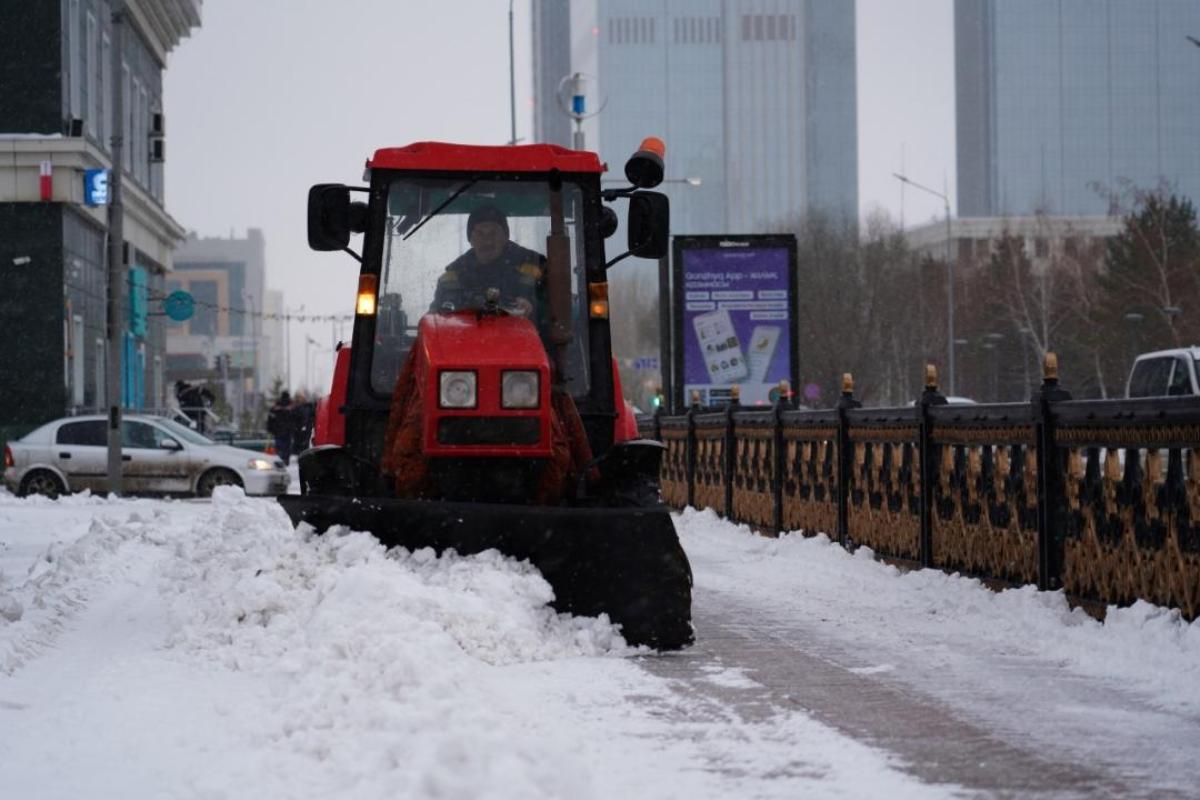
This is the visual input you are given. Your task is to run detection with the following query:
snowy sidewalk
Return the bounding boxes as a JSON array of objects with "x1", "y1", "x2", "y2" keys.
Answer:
[{"x1": 670, "y1": 508, "x2": 1200, "y2": 799}]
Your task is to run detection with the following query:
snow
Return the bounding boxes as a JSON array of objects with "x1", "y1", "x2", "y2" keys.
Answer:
[{"x1": 0, "y1": 488, "x2": 1196, "y2": 797}]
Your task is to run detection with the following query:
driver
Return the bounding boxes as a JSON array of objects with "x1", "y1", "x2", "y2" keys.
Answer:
[{"x1": 431, "y1": 205, "x2": 544, "y2": 317}]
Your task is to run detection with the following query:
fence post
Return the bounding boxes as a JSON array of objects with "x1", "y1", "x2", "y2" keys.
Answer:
[
  {"x1": 725, "y1": 385, "x2": 740, "y2": 518},
  {"x1": 836, "y1": 373, "x2": 861, "y2": 548},
  {"x1": 686, "y1": 389, "x2": 700, "y2": 509},
  {"x1": 772, "y1": 379, "x2": 790, "y2": 535},
  {"x1": 918, "y1": 364, "x2": 948, "y2": 569},
  {"x1": 1033, "y1": 353, "x2": 1071, "y2": 591}
]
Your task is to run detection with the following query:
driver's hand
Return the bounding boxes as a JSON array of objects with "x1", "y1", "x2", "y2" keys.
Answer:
[{"x1": 506, "y1": 297, "x2": 533, "y2": 318}]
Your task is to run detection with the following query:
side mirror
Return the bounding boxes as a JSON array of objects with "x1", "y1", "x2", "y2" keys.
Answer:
[
  {"x1": 160, "y1": 438, "x2": 182, "y2": 451},
  {"x1": 307, "y1": 184, "x2": 351, "y2": 251},
  {"x1": 627, "y1": 191, "x2": 669, "y2": 259}
]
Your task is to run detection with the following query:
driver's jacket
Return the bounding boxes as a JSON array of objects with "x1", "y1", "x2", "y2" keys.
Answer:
[{"x1": 431, "y1": 241, "x2": 545, "y2": 313}]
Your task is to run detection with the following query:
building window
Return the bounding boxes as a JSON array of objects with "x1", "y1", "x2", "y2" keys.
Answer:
[
  {"x1": 69, "y1": 0, "x2": 82, "y2": 120},
  {"x1": 100, "y1": 33, "x2": 111, "y2": 146},
  {"x1": 741, "y1": 14, "x2": 797, "y2": 42},
  {"x1": 674, "y1": 16, "x2": 721, "y2": 44},
  {"x1": 609, "y1": 16, "x2": 656, "y2": 44}
]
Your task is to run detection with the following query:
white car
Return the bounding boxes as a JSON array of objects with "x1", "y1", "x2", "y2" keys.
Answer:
[
  {"x1": 1126, "y1": 347, "x2": 1200, "y2": 398},
  {"x1": 3, "y1": 414, "x2": 290, "y2": 499}
]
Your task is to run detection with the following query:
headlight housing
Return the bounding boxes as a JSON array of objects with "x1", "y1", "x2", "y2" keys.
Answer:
[
  {"x1": 248, "y1": 458, "x2": 274, "y2": 471},
  {"x1": 501, "y1": 370, "x2": 540, "y2": 409},
  {"x1": 439, "y1": 370, "x2": 477, "y2": 409}
]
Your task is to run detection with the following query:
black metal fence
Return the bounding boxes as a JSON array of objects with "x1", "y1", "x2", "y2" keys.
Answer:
[{"x1": 638, "y1": 356, "x2": 1200, "y2": 620}]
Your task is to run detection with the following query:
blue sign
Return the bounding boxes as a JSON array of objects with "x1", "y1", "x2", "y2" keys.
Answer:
[
  {"x1": 83, "y1": 168, "x2": 109, "y2": 206},
  {"x1": 163, "y1": 290, "x2": 196, "y2": 322},
  {"x1": 633, "y1": 357, "x2": 660, "y2": 370}
]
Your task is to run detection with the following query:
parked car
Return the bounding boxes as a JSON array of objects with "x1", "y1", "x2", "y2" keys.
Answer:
[
  {"x1": 1125, "y1": 347, "x2": 1200, "y2": 398},
  {"x1": 3, "y1": 414, "x2": 290, "y2": 499},
  {"x1": 208, "y1": 428, "x2": 275, "y2": 453}
]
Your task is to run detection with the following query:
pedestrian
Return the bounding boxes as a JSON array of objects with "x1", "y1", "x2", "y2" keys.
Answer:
[
  {"x1": 267, "y1": 391, "x2": 295, "y2": 464},
  {"x1": 292, "y1": 392, "x2": 315, "y2": 456}
]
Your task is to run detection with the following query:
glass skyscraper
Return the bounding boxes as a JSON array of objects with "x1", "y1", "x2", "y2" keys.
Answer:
[
  {"x1": 956, "y1": 0, "x2": 1200, "y2": 217},
  {"x1": 532, "y1": 0, "x2": 858, "y2": 235}
]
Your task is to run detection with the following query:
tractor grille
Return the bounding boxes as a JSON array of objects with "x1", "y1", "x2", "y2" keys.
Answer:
[{"x1": 436, "y1": 417, "x2": 540, "y2": 446}]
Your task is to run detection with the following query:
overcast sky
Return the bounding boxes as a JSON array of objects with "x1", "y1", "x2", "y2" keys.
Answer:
[{"x1": 164, "y1": 0, "x2": 954, "y2": 390}]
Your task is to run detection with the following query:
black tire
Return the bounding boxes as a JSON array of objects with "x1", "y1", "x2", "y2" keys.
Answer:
[
  {"x1": 20, "y1": 470, "x2": 66, "y2": 499},
  {"x1": 196, "y1": 468, "x2": 243, "y2": 498}
]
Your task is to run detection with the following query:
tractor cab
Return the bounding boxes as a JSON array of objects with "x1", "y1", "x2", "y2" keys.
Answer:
[{"x1": 307, "y1": 141, "x2": 668, "y2": 483}]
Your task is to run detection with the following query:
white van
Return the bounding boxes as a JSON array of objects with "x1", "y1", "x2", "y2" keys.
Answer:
[{"x1": 1125, "y1": 347, "x2": 1200, "y2": 398}]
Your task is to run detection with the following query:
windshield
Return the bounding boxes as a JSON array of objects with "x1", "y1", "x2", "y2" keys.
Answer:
[
  {"x1": 372, "y1": 177, "x2": 592, "y2": 396},
  {"x1": 154, "y1": 417, "x2": 218, "y2": 446}
]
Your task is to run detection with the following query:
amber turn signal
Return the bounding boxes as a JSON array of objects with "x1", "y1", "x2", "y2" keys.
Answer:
[
  {"x1": 588, "y1": 282, "x2": 609, "y2": 319},
  {"x1": 356, "y1": 274, "x2": 378, "y2": 316}
]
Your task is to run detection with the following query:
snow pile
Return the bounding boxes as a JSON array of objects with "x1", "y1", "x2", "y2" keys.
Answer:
[
  {"x1": 155, "y1": 487, "x2": 626, "y2": 798},
  {"x1": 0, "y1": 507, "x2": 173, "y2": 674},
  {"x1": 677, "y1": 507, "x2": 1200, "y2": 715}
]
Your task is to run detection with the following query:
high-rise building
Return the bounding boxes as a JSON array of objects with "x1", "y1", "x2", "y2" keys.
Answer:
[
  {"x1": 956, "y1": 0, "x2": 1200, "y2": 218},
  {"x1": 531, "y1": 0, "x2": 858, "y2": 235},
  {"x1": 0, "y1": 1, "x2": 201, "y2": 444}
]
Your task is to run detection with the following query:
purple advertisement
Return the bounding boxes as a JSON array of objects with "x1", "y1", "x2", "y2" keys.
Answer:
[{"x1": 679, "y1": 244, "x2": 794, "y2": 407}]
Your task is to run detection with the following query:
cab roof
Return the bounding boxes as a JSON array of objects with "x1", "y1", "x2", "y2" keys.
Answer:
[{"x1": 367, "y1": 142, "x2": 604, "y2": 175}]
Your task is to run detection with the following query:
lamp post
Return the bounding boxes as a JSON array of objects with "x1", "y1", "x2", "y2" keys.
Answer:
[
  {"x1": 507, "y1": 0, "x2": 517, "y2": 145},
  {"x1": 894, "y1": 172, "x2": 956, "y2": 395},
  {"x1": 284, "y1": 304, "x2": 304, "y2": 391},
  {"x1": 304, "y1": 335, "x2": 318, "y2": 393},
  {"x1": 984, "y1": 332, "x2": 1005, "y2": 400},
  {"x1": 1163, "y1": 305, "x2": 1182, "y2": 346},
  {"x1": 1124, "y1": 312, "x2": 1145, "y2": 364}
]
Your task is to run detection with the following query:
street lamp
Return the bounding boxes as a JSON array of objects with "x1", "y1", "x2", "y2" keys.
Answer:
[
  {"x1": 894, "y1": 172, "x2": 956, "y2": 395},
  {"x1": 557, "y1": 72, "x2": 606, "y2": 150}
]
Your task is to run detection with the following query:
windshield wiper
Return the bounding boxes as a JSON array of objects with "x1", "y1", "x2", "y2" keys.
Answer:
[{"x1": 402, "y1": 178, "x2": 480, "y2": 241}]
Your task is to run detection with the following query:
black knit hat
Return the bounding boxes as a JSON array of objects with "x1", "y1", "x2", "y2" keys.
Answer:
[{"x1": 467, "y1": 205, "x2": 508, "y2": 237}]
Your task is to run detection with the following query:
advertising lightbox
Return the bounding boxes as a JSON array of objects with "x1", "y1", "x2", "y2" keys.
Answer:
[{"x1": 672, "y1": 235, "x2": 798, "y2": 409}]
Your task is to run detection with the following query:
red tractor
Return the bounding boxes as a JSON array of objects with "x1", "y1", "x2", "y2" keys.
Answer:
[{"x1": 281, "y1": 140, "x2": 692, "y2": 649}]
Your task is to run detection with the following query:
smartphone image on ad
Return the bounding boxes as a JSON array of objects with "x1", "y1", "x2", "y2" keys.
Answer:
[
  {"x1": 746, "y1": 325, "x2": 781, "y2": 384},
  {"x1": 693, "y1": 309, "x2": 749, "y2": 383}
]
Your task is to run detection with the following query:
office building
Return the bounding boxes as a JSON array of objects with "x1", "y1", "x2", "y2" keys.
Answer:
[
  {"x1": 956, "y1": 0, "x2": 1200, "y2": 217},
  {"x1": 166, "y1": 229, "x2": 283, "y2": 418},
  {"x1": 0, "y1": 0, "x2": 201, "y2": 444},
  {"x1": 532, "y1": 0, "x2": 858, "y2": 235}
]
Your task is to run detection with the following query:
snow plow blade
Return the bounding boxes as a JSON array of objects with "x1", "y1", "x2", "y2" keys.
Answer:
[{"x1": 278, "y1": 494, "x2": 694, "y2": 650}]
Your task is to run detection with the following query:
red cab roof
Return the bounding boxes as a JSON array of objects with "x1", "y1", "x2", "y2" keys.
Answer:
[{"x1": 367, "y1": 142, "x2": 604, "y2": 174}]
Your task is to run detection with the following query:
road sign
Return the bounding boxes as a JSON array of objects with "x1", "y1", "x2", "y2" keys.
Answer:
[{"x1": 163, "y1": 290, "x2": 196, "y2": 322}]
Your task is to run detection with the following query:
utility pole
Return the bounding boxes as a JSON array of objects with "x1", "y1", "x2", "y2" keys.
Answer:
[
  {"x1": 105, "y1": 1, "x2": 126, "y2": 495},
  {"x1": 893, "y1": 172, "x2": 957, "y2": 395},
  {"x1": 508, "y1": 0, "x2": 517, "y2": 145}
]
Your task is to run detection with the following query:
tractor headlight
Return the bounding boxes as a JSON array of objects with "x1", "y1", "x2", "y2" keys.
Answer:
[
  {"x1": 501, "y1": 370, "x2": 540, "y2": 409},
  {"x1": 248, "y1": 458, "x2": 274, "y2": 471},
  {"x1": 439, "y1": 370, "x2": 477, "y2": 409}
]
